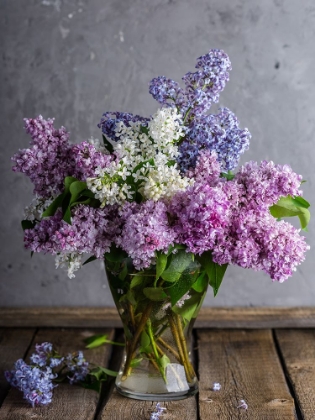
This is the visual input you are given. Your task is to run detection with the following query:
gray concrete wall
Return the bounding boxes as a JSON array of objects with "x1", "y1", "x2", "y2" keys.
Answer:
[{"x1": 1, "y1": 0, "x2": 314, "y2": 307}]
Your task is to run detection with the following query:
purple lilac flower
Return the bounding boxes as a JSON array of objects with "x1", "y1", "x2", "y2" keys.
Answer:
[
  {"x1": 149, "y1": 76, "x2": 185, "y2": 108},
  {"x1": 116, "y1": 201, "x2": 177, "y2": 270},
  {"x1": 182, "y1": 49, "x2": 232, "y2": 116},
  {"x1": 98, "y1": 112, "x2": 150, "y2": 142},
  {"x1": 72, "y1": 141, "x2": 113, "y2": 180},
  {"x1": 169, "y1": 181, "x2": 230, "y2": 255},
  {"x1": 212, "y1": 209, "x2": 309, "y2": 282},
  {"x1": 12, "y1": 115, "x2": 75, "y2": 198},
  {"x1": 235, "y1": 160, "x2": 303, "y2": 209},
  {"x1": 5, "y1": 359, "x2": 56, "y2": 407},
  {"x1": 24, "y1": 205, "x2": 121, "y2": 258},
  {"x1": 178, "y1": 107, "x2": 251, "y2": 172},
  {"x1": 66, "y1": 351, "x2": 89, "y2": 385}
]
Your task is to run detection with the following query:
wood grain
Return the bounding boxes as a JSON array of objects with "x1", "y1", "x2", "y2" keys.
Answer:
[
  {"x1": 275, "y1": 329, "x2": 315, "y2": 419},
  {"x1": 197, "y1": 329, "x2": 296, "y2": 419},
  {"x1": 100, "y1": 388, "x2": 198, "y2": 420},
  {"x1": 0, "y1": 328, "x2": 115, "y2": 419},
  {"x1": 0, "y1": 328, "x2": 35, "y2": 407},
  {"x1": 1, "y1": 306, "x2": 315, "y2": 328}
]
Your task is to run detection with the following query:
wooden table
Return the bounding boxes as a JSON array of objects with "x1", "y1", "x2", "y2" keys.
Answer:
[{"x1": 1, "y1": 307, "x2": 315, "y2": 419}]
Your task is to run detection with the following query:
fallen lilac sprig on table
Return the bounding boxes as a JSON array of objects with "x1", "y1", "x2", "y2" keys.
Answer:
[{"x1": 5, "y1": 342, "x2": 116, "y2": 407}]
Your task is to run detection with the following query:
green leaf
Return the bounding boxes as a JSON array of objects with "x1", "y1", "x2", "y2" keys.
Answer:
[
  {"x1": 196, "y1": 251, "x2": 228, "y2": 297},
  {"x1": 221, "y1": 170, "x2": 235, "y2": 180},
  {"x1": 63, "y1": 206, "x2": 72, "y2": 224},
  {"x1": 102, "y1": 134, "x2": 114, "y2": 153},
  {"x1": 42, "y1": 192, "x2": 66, "y2": 218},
  {"x1": 155, "y1": 252, "x2": 168, "y2": 282},
  {"x1": 159, "y1": 354, "x2": 170, "y2": 371},
  {"x1": 161, "y1": 250, "x2": 194, "y2": 283},
  {"x1": 140, "y1": 330, "x2": 151, "y2": 353},
  {"x1": 130, "y1": 273, "x2": 146, "y2": 288},
  {"x1": 21, "y1": 220, "x2": 36, "y2": 230},
  {"x1": 191, "y1": 271, "x2": 208, "y2": 292},
  {"x1": 69, "y1": 181, "x2": 88, "y2": 205},
  {"x1": 83, "y1": 256, "x2": 97, "y2": 266},
  {"x1": 64, "y1": 176, "x2": 78, "y2": 190},
  {"x1": 143, "y1": 287, "x2": 168, "y2": 301},
  {"x1": 166, "y1": 265, "x2": 200, "y2": 306},
  {"x1": 270, "y1": 195, "x2": 311, "y2": 230},
  {"x1": 84, "y1": 334, "x2": 108, "y2": 349}
]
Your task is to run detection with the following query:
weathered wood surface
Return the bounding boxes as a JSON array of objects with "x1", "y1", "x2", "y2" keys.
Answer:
[
  {"x1": 275, "y1": 329, "x2": 315, "y2": 420},
  {"x1": 2, "y1": 306, "x2": 315, "y2": 328},
  {"x1": 0, "y1": 328, "x2": 115, "y2": 420},
  {"x1": 100, "y1": 388, "x2": 198, "y2": 420},
  {"x1": 197, "y1": 329, "x2": 296, "y2": 419},
  {"x1": 0, "y1": 328, "x2": 36, "y2": 407}
]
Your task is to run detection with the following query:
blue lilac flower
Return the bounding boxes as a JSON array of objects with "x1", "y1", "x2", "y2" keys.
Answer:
[
  {"x1": 5, "y1": 359, "x2": 56, "y2": 407},
  {"x1": 182, "y1": 49, "x2": 232, "y2": 116},
  {"x1": 150, "y1": 402, "x2": 166, "y2": 419},
  {"x1": 177, "y1": 107, "x2": 251, "y2": 172},
  {"x1": 149, "y1": 76, "x2": 185, "y2": 108},
  {"x1": 12, "y1": 115, "x2": 76, "y2": 198},
  {"x1": 98, "y1": 112, "x2": 149, "y2": 142},
  {"x1": 66, "y1": 351, "x2": 89, "y2": 385}
]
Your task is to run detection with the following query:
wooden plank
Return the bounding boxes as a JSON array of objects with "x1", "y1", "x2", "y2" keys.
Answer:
[
  {"x1": 100, "y1": 388, "x2": 198, "y2": 420},
  {"x1": 275, "y1": 329, "x2": 315, "y2": 419},
  {"x1": 197, "y1": 329, "x2": 296, "y2": 419},
  {"x1": 0, "y1": 329, "x2": 35, "y2": 407},
  {"x1": 1, "y1": 307, "x2": 315, "y2": 328},
  {"x1": 0, "y1": 328, "x2": 115, "y2": 419}
]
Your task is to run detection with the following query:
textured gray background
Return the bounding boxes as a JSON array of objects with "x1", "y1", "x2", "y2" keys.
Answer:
[{"x1": 1, "y1": 0, "x2": 314, "y2": 307}]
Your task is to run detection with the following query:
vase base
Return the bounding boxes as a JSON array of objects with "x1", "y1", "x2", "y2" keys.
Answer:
[{"x1": 115, "y1": 384, "x2": 199, "y2": 401}]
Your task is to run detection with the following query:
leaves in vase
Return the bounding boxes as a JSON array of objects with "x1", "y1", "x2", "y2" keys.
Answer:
[
  {"x1": 143, "y1": 287, "x2": 168, "y2": 301},
  {"x1": 196, "y1": 251, "x2": 228, "y2": 296},
  {"x1": 161, "y1": 250, "x2": 194, "y2": 283}
]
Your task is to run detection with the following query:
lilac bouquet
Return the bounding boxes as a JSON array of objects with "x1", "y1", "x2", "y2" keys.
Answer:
[{"x1": 12, "y1": 49, "x2": 310, "y2": 399}]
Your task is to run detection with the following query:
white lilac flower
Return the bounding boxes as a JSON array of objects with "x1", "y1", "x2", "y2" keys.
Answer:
[
  {"x1": 24, "y1": 196, "x2": 54, "y2": 221},
  {"x1": 55, "y1": 252, "x2": 83, "y2": 279},
  {"x1": 237, "y1": 399, "x2": 248, "y2": 410},
  {"x1": 212, "y1": 382, "x2": 221, "y2": 391}
]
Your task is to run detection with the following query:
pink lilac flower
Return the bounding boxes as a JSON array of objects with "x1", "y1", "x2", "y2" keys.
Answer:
[
  {"x1": 169, "y1": 181, "x2": 230, "y2": 255},
  {"x1": 235, "y1": 160, "x2": 303, "y2": 209},
  {"x1": 72, "y1": 141, "x2": 113, "y2": 180},
  {"x1": 185, "y1": 150, "x2": 221, "y2": 186},
  {"x1": 12, "y1": 115, "x2": 75, "y2": 198},
  {"x1": 24, "y1": 205, "x2": 121, "y2": 258},
  {"x1": 116, "y1": 201, "x2": 177, "y2": 270},
  {"x1": 212, "y1": 209, "x2": 309, "y2": 282}
]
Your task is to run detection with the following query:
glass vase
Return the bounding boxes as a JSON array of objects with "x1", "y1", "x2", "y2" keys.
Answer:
[{"x1": 105, "y1": 251, "x2": 208, "y2": 401}]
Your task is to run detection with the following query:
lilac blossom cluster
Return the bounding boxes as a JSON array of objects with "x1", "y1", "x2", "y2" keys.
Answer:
[
  {"x1": 12, "y1": 48, "x2": 309, "y2": 283},
  {"x1": 24, "y1": 205, "x2": 121, "y2": 276},
  {"x1": 178, "y1": 108, "x2": 251, "y2": 172},
  {"x1": 65, "y1": 351, "x2": 90, "y2": 385},
  {"x1": 12, "y1": 116, "x2": 75, "y2": 198},
  {"x1": 116, "y1": 201, "x2": 177, "y2": 270},
  {"x1": 5, "y1": 342, "x2": 90, "y2": 407},
  {"x1": 98, "y1": 112, "x2": 149, "y2": 142},
  {"x1": 72, "y1": 141, "x2": 113, "y2": 179}
]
